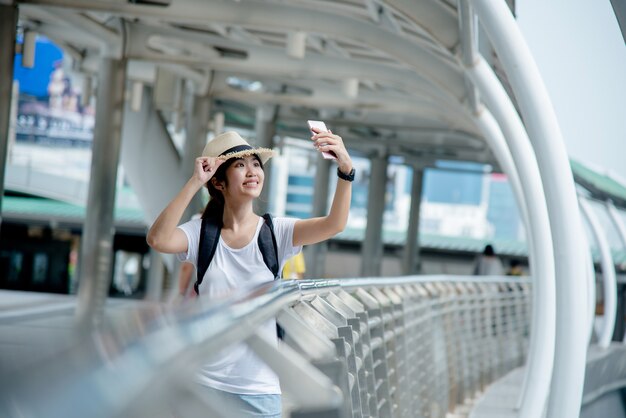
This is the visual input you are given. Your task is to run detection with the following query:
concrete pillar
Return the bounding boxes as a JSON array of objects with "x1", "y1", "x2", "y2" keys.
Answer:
[
  {"x1": 255, "y1": 105, "x2": 277, "y2": 215},
  {"x1": 148, "y1": 91, "x2": 211, "y2": 302},
  {"x1": 75, "y1": 56, "x2": 127, "y2": 330},
  {"x1": 402, "y1": 166, "x2": 424, "y2": 274},
  {"x1": 0, "y1": 4, "x2": 18, "y2": 227},
  {"x1": 183, "y1": 91, "x2": 211, "y2": 216},
  {"x1": 306, "y1": 157, "x2": 332, "y2": 278},
  {"x1": 145, "y1": 249, "x2": 165, "y2": 302},
  {"x1": 361, "y1": 151, "x2": 388, "y2": 277}
]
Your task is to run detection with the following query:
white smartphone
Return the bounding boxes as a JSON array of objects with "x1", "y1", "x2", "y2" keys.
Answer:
[{"x1": 307, "y1": 120, "x2": 336, "y2": 160}]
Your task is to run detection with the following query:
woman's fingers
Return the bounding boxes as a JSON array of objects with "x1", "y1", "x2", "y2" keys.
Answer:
[
  {"x1": 310, "y1": 130, "x2": 352, "y2": 170},
  {"x1": 313, "y1": 135, "x2": 340, "y2": 147},
  {"x1": 195, "y1": 157, "x2": 223, "y2": 182}
]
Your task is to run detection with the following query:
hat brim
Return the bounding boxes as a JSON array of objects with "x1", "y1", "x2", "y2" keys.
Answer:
[{"x1": 217, "y1": 147, "x2": 275, "y2": 165}]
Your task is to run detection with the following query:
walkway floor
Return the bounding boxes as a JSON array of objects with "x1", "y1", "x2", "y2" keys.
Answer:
[{"x1": 469, "y1": 368, "x2": 523, "y2": 418}]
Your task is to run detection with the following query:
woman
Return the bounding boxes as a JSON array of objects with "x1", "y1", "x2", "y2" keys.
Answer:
[
  {"x1": 473, "y1": 244, "x2": 504, "y2": 276},
  {"x1": 147, "y1": 129, "x2": 353, "y2": 417}
]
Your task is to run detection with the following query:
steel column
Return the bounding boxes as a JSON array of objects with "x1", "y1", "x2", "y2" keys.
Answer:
[
  {"x1": 402, "y1": 166, "x2": 423, "y2": 274},
  {"x1": 184, "y1": 91, "x2": 211, "y2": 216},
  {"x1": 75, "y1": 56, "x2": 127, "y2": 330},
  {"x1": 255, "y1": 105, "x2": 277, "y2": 215},
  {"x1": 144, "y1": 249, "x2": 165, "y2": 301},
  {"x1": 308, "y1": 157, "x2": 332, "y2": 279},
  {"x1": 0, "y1": 4, "x2": 18, "y2": 227},
  {"x1": 361, "y1": 152, "x2": 388, "y2": 277}
]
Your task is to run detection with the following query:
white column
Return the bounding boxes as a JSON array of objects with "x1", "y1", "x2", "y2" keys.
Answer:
[
  {"x1": 361, "y1": 151, "x2": 388, "y2": 277},
  {"x1": 75, "y1": 56, "x2": 128, "y2": 330},
  {"x1": 402, "y1": 166, "x2": 423, "y2": 274},
  {"x1": 255, "y1": 105, "x2": 277, "y2": 215},
  {"x1": 21, "y1": 30, "x2": 37, "y2": 69},
  {"x1": 307, "y1": 157, "x2": 332, "y2": 279},
  {"x1": 579, "y1": 197, "x2": 616, "y2": 348},
  {"x1": 144, "y1": 249, "x2": 165, "y2": 302},
  {"x1": 184, "y1": 91, "x2": 211, "y2": 216},
  {"x1": 472, "y1": 2, "x2": 589, "y2": 416}
]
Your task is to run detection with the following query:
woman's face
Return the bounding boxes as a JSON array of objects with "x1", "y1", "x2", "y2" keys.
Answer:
[{"x1": 222, "y1": 155, "x2": 264, "y2": 201}]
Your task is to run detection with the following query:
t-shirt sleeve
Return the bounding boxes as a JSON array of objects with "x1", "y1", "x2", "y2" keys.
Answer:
[
  {"x1": 176, "y1": 218, "x2": 202, "y2": 267},
  {"x1": 272, "y1": 217, "x2": 302, "y2": 265}
]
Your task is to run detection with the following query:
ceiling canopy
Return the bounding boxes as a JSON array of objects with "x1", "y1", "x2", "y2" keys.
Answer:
[{"x1": 17, "y1": 0, "x2": 518, "y2": 168}]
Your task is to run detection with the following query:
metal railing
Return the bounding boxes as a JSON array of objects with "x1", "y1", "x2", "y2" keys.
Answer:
[{"x1": 0, "y1": 275, "x2": 531, "y2": 418}]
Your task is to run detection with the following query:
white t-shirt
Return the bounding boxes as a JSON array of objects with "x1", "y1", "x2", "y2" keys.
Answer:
[
  {"x1": 176, "y1": 216, "x2": 301, "y2": 395},
  {"x1": 473, "y1": 255, "x2": 504, "y2": 276}
]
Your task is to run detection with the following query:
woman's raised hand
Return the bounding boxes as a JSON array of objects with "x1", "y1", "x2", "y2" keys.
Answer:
[
  {"x1": 311, "y1": 129, "x2": 353, "y2": 173},
  {"x1": 194, "y1": 156, "x2": 224, "y2": 185}
]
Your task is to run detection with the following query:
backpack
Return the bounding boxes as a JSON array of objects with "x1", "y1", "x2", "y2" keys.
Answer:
[{"x1": 193, "y1": 213, "x2": 279, "y2": 295}]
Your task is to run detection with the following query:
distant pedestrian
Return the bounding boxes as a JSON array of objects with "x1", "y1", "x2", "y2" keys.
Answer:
[
  {"x1": 473, "y1": 244, "x2": 504, "y2": 275},
  {"x1": 506, "y1": 259, "x2": 524, "y2": 276}
]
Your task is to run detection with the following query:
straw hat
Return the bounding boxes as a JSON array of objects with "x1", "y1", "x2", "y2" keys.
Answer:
[{"x1": 202, "y1": 131, "x2": 274, "y2": 165}]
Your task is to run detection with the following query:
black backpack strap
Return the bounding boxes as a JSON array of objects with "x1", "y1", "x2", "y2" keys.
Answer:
[
  {"x1": 259, "y1": 213, "x2": 280, "y2": 279},
  {"x1": 260, "y1": 213, "x2": 284, "y2": 339},
  {"x1": 194, "y1": 216, "x2": 222, "y2": 295}
]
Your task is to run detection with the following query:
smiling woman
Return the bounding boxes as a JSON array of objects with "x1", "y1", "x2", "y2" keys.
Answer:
[{"x1": 146, "y1": 130, "x2": 353, "y2": 417}]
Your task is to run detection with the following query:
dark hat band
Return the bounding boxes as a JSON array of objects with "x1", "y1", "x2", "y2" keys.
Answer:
[{"x1": 219, "y1": 144, "x2": 254, "y2": 156}]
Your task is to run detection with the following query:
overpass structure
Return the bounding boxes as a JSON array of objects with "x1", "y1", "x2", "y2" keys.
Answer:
[{"x1": 0, "y1": 0, "x2": 625, "y2": 417}]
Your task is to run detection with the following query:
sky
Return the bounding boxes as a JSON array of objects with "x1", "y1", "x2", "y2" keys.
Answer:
[{"x1": 516, "y1": 0, "x2": 626, "y2": 181}]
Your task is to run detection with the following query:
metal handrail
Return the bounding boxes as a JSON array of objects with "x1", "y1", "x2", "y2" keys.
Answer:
[{"x1": 0, "y1": 275, "x2": 532, "y2": 418}]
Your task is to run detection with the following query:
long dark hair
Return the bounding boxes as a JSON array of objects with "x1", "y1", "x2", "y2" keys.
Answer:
[
  {"x1": 201, "y1": 155, "x2": 264, "y2": 221},
  {"x1": 483, "y1": 244, "x2": 495, "y2": 256}
]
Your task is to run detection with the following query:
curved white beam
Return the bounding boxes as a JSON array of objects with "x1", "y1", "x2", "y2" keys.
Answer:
[
  {"x1": 604, "y1": 201, "x2": 626, "y2": 343},
  {"x1": 465, "y1": 56, "x2": 554, "y2": 418},
  {"x1": 582, "y1": 218, "x2": 597, "y2": 346},
  {"x1": 470, "y1": 106, "x2": 529, "y2": 241},
  {"x1": 606, "y1": 200, "x2": 626, "y2": 250},
  {"x1": 43, "y1": 8, "x2": 121, "y2": 57},
  {"x1": 19, "y1": 7, "x2": 104, "y2": 48},
  {"x1": 385, "y1": 0, "x2": 459, "y2": 48},
  {"x1": 578, "y1": 197, "x2": 616, "y2": 349},
  {"x1": 472, "y1": 1, "x2": 589, "y2": 416}
]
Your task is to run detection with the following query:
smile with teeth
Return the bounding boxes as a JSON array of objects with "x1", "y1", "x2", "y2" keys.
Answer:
[{"x1": 243, "y1": 180, "x2": 259, "y2": 187}]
